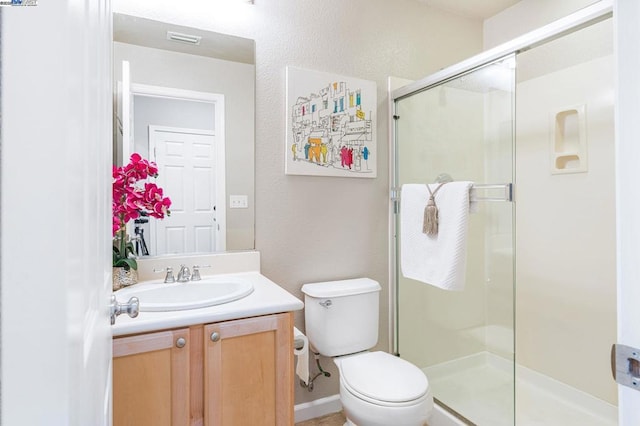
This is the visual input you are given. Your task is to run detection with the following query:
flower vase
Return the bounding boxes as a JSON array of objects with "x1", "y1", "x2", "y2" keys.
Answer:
[{"x1": 113, "y1": 267, "x2": 138, "y2": 291}]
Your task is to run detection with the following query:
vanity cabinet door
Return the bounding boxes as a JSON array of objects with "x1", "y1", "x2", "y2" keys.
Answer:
[
  {"x1": 113, "y1": 328, "x2": 191, "y2": 426},
  {"x1": 203, "y1": 313, "x2": 294, "y2": 426}
]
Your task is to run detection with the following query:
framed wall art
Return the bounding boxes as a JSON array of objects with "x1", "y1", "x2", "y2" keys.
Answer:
[{"x1": 285, "y1": 66, "x2": 377, "y2": 178}]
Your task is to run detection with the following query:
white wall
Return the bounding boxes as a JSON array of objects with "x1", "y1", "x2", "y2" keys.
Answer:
[
  {"x1": 515, "y1": 51, "x2": 616, "y2": 404},
  {"x1": 114, "y1": 0, "x2": 483, "y2": 404},
  {"x1": 484, "y1": 0, "x2": 602, "y2": 48}
]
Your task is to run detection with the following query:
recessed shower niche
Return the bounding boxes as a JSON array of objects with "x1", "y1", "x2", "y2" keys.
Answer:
[{"x1": 551, "y1": 104, "x2": 587, "y2": 174}]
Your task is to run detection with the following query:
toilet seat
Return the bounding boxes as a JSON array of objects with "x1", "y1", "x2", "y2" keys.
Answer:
[{"x1": 337, "y1": 351, "x2": 429, "y2": 407}]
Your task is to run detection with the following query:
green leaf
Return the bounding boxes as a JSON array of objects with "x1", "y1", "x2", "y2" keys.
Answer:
[
  {"x1": 113, "y1": 258, "x2": 138, "y2": 271},
  {"x1": 113, "y1": 244, "x2": 137, "y2": 270},
  {"x1": 124, "y1": 242, "x2": 136, "y2": 256}
]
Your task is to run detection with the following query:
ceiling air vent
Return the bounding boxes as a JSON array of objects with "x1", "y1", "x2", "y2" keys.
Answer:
[{"x1": 166, "y1": 31, "x2": 202, "y2": 45}]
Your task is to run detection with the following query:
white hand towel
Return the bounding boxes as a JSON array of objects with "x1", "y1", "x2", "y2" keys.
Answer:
[
  {"x1": 400, "y1": 182, "x2": 474, "y2": 291},
  {"x1": 293, "y1": 327, "x2": 309, "y2": 386}
]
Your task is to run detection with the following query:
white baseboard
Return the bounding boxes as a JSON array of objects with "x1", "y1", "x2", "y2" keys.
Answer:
[{"x1": 294, "y1": 394, "x2": 342, "y2": 423}]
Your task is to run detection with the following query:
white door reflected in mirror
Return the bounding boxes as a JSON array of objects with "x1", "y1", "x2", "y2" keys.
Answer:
[{"x1": 150, "y1": 125, "x2": 226, "y2": 254}]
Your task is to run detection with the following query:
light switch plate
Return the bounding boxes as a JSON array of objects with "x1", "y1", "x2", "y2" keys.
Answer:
[{"x1": 230, "y1": 195, "x2": 248, "y2": 209}]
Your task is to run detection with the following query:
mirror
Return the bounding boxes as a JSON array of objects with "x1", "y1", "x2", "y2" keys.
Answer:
[{"x1": 113, "y1": 13, "x2": 255, "y2": 256}]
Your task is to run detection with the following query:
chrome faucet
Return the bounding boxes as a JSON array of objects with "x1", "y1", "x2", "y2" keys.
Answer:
[
  {"x1": 191, "y1": 265, "x2": 202, "y2": 281},
  {"x1": 153, "y1": 266, "x2": 176, "y2": 283},
  {"x1": 176, "y1": 264, "x2": 191, "y2": 282},
  {"x1": 190, "y1": 264, "x2": 211, "y2": 281}
]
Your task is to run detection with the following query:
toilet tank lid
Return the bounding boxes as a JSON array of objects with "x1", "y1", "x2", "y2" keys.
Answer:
[{"x1": 301, "y1": 278, "x2": 381, "y2": 298}]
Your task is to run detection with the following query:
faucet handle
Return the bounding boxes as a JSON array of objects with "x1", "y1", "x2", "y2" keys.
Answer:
[
  {"x1": 191, "y1": 265, "x2": 211, "y2": 281},
  {"x1": 154, "y1": 266, "x2": 176, "y2": 283}
]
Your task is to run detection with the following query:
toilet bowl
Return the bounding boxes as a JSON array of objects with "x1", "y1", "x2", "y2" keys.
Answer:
[
  {"x1": 301, "y1": 278, "x2": 434, "y2": 426},
  {"x1": 335, "y1": 351, "x2": 433, "y2": 426}
]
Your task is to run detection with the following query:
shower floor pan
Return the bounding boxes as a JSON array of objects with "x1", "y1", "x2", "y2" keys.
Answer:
[{"x1": 423, "y1": 352, "x2": 617, "y2": 426}]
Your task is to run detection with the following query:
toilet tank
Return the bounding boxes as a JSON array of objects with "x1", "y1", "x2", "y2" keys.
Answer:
[{"x1": 301, "y1": 278, "x2": 381, "y2": 357}]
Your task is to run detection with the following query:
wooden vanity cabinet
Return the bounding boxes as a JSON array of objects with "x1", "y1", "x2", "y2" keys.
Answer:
[
  {"x1": 204, "y1": 312, "x2": 293, "y2": 425},
  {"x1": 113, "y1": 312, "x2": 294, "y2": 426},
  {"x1": 113, "y1": 327, "x2": 191, "y2": 426}
]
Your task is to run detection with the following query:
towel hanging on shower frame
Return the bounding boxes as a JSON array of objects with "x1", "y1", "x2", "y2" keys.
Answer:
[{"x1": 390, "y1": 182, "x2": 513, "y2": 203}]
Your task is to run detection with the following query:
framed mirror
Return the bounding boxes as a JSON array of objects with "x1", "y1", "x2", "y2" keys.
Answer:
[{"x1": 113, "y1": 13, "x2": 255, "y2": 256}]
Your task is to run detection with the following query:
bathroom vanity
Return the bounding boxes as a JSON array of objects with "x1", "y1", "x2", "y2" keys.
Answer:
[
  {"x1": 113, "y1": 313, "x2": 293, "y2": 425},
  {"x1": 111, "y1": 256, "x2": 303, "y2": 426}
]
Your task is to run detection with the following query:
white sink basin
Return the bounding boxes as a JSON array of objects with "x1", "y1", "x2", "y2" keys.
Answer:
[{"x1": 115, "y1": 276, "x2": 254, "y2": 312}]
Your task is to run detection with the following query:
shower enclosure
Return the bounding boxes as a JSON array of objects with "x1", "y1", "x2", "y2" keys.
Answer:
[{"x1": 391, "y1": 3, "x2": 616, "y2": 425}]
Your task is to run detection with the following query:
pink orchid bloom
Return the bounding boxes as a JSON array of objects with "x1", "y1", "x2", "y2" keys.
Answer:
[{"x1": 112, "y1": 153, "x2": 172, "y2": 237}]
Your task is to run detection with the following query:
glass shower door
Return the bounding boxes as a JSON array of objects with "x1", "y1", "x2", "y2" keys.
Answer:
[
  {"x1": 513, "y1": 17, "x2": 616, "y2": 426},
  {"x1": 394, "y1": 56, "x2": 516, "y2": 425}
]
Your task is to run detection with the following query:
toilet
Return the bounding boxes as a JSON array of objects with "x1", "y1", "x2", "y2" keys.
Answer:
[{"x1": 302, "y1": 278, "x2": 433, "y2": 426}]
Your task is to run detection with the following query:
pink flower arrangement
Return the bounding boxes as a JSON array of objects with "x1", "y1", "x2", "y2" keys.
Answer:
[{"x1": 113, "y1": 153, "x2": 172, "y2": 270}]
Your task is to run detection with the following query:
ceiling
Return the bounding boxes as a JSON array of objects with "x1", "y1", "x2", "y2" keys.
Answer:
[{"x1": 417, "y1": 0, "x2": 521, "y2": 20}]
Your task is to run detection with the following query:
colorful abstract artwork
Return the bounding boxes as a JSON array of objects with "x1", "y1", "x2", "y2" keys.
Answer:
[{"x1": 285, "y1": 66, "x2": 376, "y2": 178}]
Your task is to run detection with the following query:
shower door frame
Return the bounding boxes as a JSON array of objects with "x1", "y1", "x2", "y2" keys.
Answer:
[{"x1": 388, "y1": 0, "x2": 614, "y2": 421}]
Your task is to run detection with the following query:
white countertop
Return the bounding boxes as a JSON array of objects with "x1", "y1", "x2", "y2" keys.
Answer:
[{"x1": 112, "y1": 271, "x2": 304, "y2": 337}]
